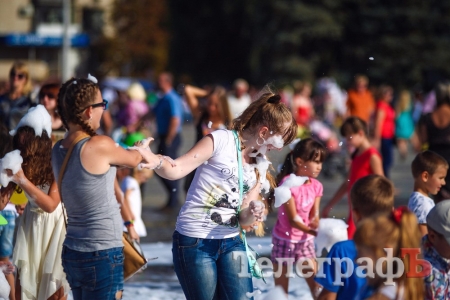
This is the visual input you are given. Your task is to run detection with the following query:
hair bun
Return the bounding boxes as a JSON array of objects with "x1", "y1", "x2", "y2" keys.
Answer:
[{"x1": 267, "y1": 94, "x2": 281, "y2": 104}]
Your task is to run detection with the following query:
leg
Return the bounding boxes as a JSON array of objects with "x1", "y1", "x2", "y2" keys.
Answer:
[
  {"x1": 158, "y1": 134, "x2": 181, "y2": 208},
  {"x1": 397, "y1": 139, "x2": 408, "y2": 160},
  {"x1": 273, "y1": 263, "x2": 290, "y2": 295},
  {"x1": 216, "y1": 236, "x2": 253, "y2": 300},
  {"x1": 14, "y1": 276, "x2": 20, "y2": 300},
  {"x1": 381, "y1": 138, "x2": 394, "y2": 178},
  {"x1": 47, "y1": 287, "x2": 67, "y2": 300},
  {"x1": 172, "y1": 231, "x2": 218, "y2": 300}
]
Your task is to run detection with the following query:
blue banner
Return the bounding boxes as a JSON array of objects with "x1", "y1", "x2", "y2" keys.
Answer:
[{"x1": 0, "y1": 33, "x2": 90, "y2": 47}]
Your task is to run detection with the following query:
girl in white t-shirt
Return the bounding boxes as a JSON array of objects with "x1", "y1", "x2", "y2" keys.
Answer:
[{"x1": 135, "y1": 92, "x2": 297, "y2": 300}]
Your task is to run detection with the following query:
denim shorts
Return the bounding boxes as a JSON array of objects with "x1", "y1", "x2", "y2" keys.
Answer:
[
  {"x1": 62, "y1": 246, "x2": 124, "y2": 300},
  {"x1": 0, "y1": 211, "x2": 17, "y2": 258}
]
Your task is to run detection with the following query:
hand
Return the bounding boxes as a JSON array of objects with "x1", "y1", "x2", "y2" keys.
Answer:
[
  {"x1": 249, "y1": 200, "x2": 265, "y2": 222},
  {"x1": 0, "y1": 261, "x2": 15, "y2": 274},
  {"x1": 134, "y1": 137, "x2": 154, "y2": 149},
  {"x1": 6, "y1": 168, "x2": 27, "y2": 186},
  {"x1": 308, "y1": 228, "x2": 318, "y2": 237},
  {"x1": 127, "y1": 225, "x2": 140, "y2": 242},
  {"x1": 309, "y1": 215, "x2": 319, "y2": 230}
]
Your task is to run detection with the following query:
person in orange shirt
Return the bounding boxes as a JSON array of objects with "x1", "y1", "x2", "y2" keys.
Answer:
[{"x1": 346, "y1": 75, "x2": 375, "y2": 124}]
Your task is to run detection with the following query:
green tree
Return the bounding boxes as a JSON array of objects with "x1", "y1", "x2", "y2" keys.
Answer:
[{"x1": 98, "y1": 0, "x2": 170, "y2": 77}]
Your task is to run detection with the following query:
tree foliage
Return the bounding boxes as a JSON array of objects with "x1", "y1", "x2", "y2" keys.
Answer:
[
  {"x1": 97, "y1": 0, "x2": 170, "y2": 77},
  {"x1": 168, "y1": 0, "x2": 450, "y2": 88}
]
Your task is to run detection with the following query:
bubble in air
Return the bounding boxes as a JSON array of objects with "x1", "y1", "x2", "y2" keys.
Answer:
[
  {"x1": 339, "y1": 141, "x2": 343, "y2": 147},
  {"x1": 369, "y1": 57, "x2": 374, "y2": 60}
]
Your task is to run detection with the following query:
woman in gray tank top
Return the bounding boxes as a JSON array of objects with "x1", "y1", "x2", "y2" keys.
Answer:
[{"x1": 51, "y1": 77, "x2": 161, "y2": 300}]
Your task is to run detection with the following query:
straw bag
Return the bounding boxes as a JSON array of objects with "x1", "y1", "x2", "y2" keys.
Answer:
[{"x1": 57, "y1": 133, "x2": 148, "y2": 281}]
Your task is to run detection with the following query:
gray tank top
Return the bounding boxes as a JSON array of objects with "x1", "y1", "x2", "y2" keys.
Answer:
[{"x1": 52, "y1": 138, "x2": 122, "y2": 252}]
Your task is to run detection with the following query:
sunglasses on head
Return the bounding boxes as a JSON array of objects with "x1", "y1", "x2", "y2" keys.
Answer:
[
  {"x1": 10, "y1": 72, "x2": 25, "y2": 80},
  {"x1": 84, "y1": 99, "x2": 109, "y2": 111},
  {"x1": 39, "y1": 92, "x2": 57, "y2": 100}
]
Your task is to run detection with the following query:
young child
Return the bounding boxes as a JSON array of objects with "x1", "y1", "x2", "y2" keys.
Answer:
[
  {"x1": 353, "y1": 207, "x2": 424, "y2": 300},
  {"x1": 322, "y1": 116, "x2": 384, "y2": 238},
  {"x1": 408, "y1": 150, "x2": 448, "y2": 236},
  {"x1": 272, "y1": 138, "x2": 327, "y2": 296},
  {"x1": 423, "y1": 201, "x2": 450, "y2": 299},
  {"x1": 117, "y1": 167, "x2": 153, "y2": 237},
  {"x1": 316, "y1": 174, "x2": 394, "y2": 300}
]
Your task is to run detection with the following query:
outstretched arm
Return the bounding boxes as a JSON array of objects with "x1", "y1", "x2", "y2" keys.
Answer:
[{"x1": 137, "y1": 134, "x2": 214, "y2": 180}]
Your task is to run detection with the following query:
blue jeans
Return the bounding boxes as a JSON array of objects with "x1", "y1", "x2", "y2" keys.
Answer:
[
  {"x1": 158, "y1": 133, "x2": 182, "y2": 208},
  {"x1": 172, "y1": 230, "x2": 253, "y2": 300},
  {"x1": 381, "y1": 138, "x2": 394, "y2": 178},
  {"x1": 62, "y1": 246, "x2": 124, "y2": 300},
  {"x1": 0, "y1": 211, "x2": 17, "y2": 258}
]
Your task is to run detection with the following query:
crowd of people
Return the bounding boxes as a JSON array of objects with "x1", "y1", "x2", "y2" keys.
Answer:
[{"x1": 0, "y1": 60, "x2": 449, "y2": 300}]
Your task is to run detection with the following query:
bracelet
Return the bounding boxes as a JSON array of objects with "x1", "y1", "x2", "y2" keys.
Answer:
[
  {"x1": 154, "y1": 156, "x2": 164, "y2": 169},
  {"x1": 124, "y1": 220, "x2": 134, "y2": 227}
]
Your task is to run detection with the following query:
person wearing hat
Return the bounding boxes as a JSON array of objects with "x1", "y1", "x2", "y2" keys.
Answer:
[{"x1": 423, "y1": 201, "x2": 450, "y2": 299}]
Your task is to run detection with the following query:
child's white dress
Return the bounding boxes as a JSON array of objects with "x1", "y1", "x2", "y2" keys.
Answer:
[
  {"x1": 12, "y1": 186, "x2": 69, "y2": 300},
  {"x1": 121, "y1": 176, "x2": 147, "y2": 237}
]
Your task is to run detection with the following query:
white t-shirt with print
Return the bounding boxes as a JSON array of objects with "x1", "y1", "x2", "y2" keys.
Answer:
[
  {"x1": 407, "y1": 191, "x2": 435, "y2": 224},
  {"x1": 175, "y1": 129, "x2": 257, "y2": 239}
]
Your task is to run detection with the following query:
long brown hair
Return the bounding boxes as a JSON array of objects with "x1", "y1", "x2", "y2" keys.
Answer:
[
  {"x1": 203, "y1": 85, "x2": 232, "y2": 126},
  {"x1": 12, "y1": 126, "x2": 54, "y2": 187},
  {"x1": 354, "y1": 208, "x2": 424, "y2": 300},
  {"x1": 231, "y1": 92, "x2": 297, "y2": 210},
  {"x1": 57, "y1": 78, "x2": 99, "y2": 136}
]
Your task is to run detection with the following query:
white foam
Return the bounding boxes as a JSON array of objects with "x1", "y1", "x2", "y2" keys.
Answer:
[
  {"x1": 246, "y1": 290, "x2": 262, "y2": 298},
  {"x1": 87, "y1": 73, "x2": 98, "y2": 83},
  {"x1": 203, "y1": 161, "x2": 208, "y2": 165},
  {"x1": 282, "y1": 174, "x2": 308, "y2": 188},
  {"x1": 266, "y1": 135, "x2": 284, "y2": 148},
  {"x1": 207, "y1": 121, "x2": 212, "y2": 128},
  {"x1": 263, "y1": 286, "x2": 288, "y2": 300},
  {"x1": 254, "y1": 156, "x2": 272, "y2": 193},
  {"x1": 369, "y1": 57, "x2": 374, "y2": 60},
  {"x1": 273, "y1": 186, "x2": 291, "y2": 208},
  {"x1": 0, "y1": 150, "x2": 23, "y2": 187},
  {"x1": 293, "y1": 215, "x2": 304, "y2": 223},
  {"x1": 9, "y1": 105, "x2": 52, "y2": 137},
  {"x1": 315, "y1": 218, "x2": 348, "y2": 256},
  {"x1": 273, "y1": 174, "x2": 308, "y2": 208}
]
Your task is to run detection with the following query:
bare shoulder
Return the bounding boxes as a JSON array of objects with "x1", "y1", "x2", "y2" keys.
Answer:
[{"x1": 84, "y1": 135, "x2": 116, "y2": 153}]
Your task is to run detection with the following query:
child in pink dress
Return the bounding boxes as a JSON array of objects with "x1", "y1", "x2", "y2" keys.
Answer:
[{"x1": 272, "y1": 138, "x2": 327, "y2": 297}]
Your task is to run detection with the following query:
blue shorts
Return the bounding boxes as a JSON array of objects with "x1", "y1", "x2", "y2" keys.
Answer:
[
  {"x1": 62, "y1": 246, "x2": 124, "y2": 300},
  {"x1": 0, "y1": 211, "x2": 17, "y2": 258}
]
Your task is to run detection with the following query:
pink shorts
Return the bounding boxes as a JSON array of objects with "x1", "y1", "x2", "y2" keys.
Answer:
[{"x1": 271, "y1": 235, "x2": 316, "y2": 264}]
